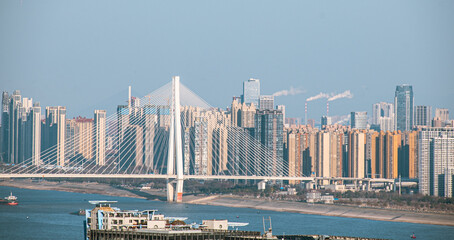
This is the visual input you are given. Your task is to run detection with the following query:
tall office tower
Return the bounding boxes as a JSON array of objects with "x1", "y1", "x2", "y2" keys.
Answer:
[
  {"x1": 42, "y1": 106, "x2": 66, "y2": 166},
  {"x1": 347, "y1": 130, "x2": 365, "y2": 178},
  {"x1": 321, "y1": 116, "x2": 332, "y2": 129},
  {"x1": 94, "y1": 110, "x2": 106, "y2": 166},
  {"x1": 259, "y1": 95, "x2": 274, "y2": 110},
  {"x1": 1, "y1": 92, "x2": 9, "y2": 162},
  {"x1": 243, "y1": 78, "x2": 260, "y2": 106},
  {"x1": 418, "y1": 127, "x2": 454, "y2": 196},
  {"x1": 435, "y1": 108, "x2": 449, "y2": 121},
  {"x1": 400, "y1": 131, "x2": 418, "y2": 179},
  {"x1": 372, "y1": 102, "x2": 394, "y2": 131},
  {"x1": 255, "y1": 109, "x2": 284, "y2": 176},
  {"x1": 7, "y1": 90, "x2": 22, "y2": 164},
  {"x1": 395, "y1": 85, "x2": 414, "y2": 131},
  {"x1": 414, "y1": 105, "x2": 432, "y2": 127},
  {"x1": 350, "y1": 112, "x2": 367, "y2": 129}
]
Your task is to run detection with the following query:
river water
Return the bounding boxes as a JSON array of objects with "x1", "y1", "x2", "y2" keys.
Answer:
[{"x1": 0, "y1": 186, "x2": 453, "y2": 240}]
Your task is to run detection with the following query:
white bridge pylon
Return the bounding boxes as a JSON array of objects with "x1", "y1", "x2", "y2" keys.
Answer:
[{"x1": 167, "y1": 76, "x2": 184, "y2": 202}]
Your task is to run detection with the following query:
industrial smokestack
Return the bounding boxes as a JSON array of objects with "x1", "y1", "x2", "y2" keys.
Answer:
[
  {"x1": 305, "y1": 102, "x2": 308, "y2": 125},
  {"x1": 326, "y1": 101, "x2": 329, "y2": 116}
]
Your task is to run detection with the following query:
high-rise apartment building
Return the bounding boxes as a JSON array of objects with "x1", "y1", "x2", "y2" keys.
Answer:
[
  {"x1": 0, "y1": 91, "x2": 42, "y2": 165},
  {"x1": 25, "y1": 102, "x2": 41, "y2": 165},
  {"x1": 120, "y1": 125, "x2": 143, "y2": 171},
  {"x1": 418, "y1": 127, "x2": 454, "y2": 196},
  {"x1": 372, "y1": 102, "x2": 394, "y2": 131},
  {"x1": 431, "y1": 135, "x2": 454, "y2": 197},
  {"x1": 94, "y1": 110, "x2": 106, "y2": 166},
  {"x1": 66, "y1": 117, "x2": 93, "y2": 161},
  {"x1": 255, "y1": 109, "x2": 284, "y2": 176},
  {"x1": 259, "y1": 95, "x2": 274, "y2": 110},
  {"x1": 285, "y1": 127, "x2": 317, "y2": 181},
  {"x1": 347, "y1": 130, "x2": 365, "y2": 178},
  {"x1": 1, "y1": 92, "x2": 9, "y2": 162},
  {"x1": 414, "y1": 105, "x2": 432, "y2": 127},
  {"x1": 394, "y1": 85, "x2": 414, "y2": 131},
  {"x1": 231, "y1": 99, "x2": 256, "y2": 128},
  {"x1": 321, "y1": 116, "x2": 332, "y2": 129},
  {"x1": 189, "y1": 116, "x2": 208, "y2": 175},
  {"x1": 7, "y1": 91, "x2": 21, "y2": 164},
  {"x1": 242, "y1": 78, "x2": 260, "y2": 106},
  {"x1": 435, "y1": 108, "x2": 449, "y2": 121},
  {"x1": 277, "y1": 105, "x2": 285, "y2": 125},
  {"x1": 182, "y1": 107, "x2": 230, "y2": 176},
  {"x1": 142, "y1": 105, "x2": 157, "y2": 168},
  {"x1": 315, "y1": 131, "x2": 343, "y2": 178},
  {"x1": 351, "y1": 112, "x2": 367, "y2": 130},
  {"x1": 42, "y1": 106, "x2": 66, "y2": 166},
  {"x1": 400, "y1": 131, "x2": 418, "y2": 179}
]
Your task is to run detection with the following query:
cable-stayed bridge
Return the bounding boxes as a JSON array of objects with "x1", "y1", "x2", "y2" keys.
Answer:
[{"x1": 0, "y1": 76, "x2": 314, "y2": 201}]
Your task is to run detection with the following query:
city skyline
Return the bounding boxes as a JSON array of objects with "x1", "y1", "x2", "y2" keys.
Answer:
[
  {"x1": 1, "y1": 80, "x2": 451, "y2": 127},
  {"x1": 1, "y1": 1, "x2": 453, "y2": 120}
]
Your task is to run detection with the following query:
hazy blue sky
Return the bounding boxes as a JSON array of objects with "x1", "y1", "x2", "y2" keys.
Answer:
[{"x1": 1, "y1": 0, "x2": 453, "y2": 121}]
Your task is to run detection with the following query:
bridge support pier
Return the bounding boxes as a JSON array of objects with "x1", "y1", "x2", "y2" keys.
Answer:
[
  {"x1": 167, "y1": 181, "x2": 174, "y2": 202},
  {"x1": 167, "y1": 76, "x2": 184, "y2": 203}
]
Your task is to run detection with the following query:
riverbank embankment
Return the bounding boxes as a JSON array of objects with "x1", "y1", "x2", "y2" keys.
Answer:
[{"x1": 2, "y1": 179, "x2": 454, "y2": 227}]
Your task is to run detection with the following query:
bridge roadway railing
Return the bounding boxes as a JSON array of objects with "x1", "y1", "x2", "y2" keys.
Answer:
[
  {"x1": 0, "y1": 173, "x2": 315, "y2": 181},
  {"x1": 0, "y1": 173, "x2": 397, "y2": 183}
]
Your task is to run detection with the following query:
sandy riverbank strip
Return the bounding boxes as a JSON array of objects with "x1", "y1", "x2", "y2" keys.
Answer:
[
  {"x1": 186, "y1": 195, "x2": 454, "y2": 227},
  {"x1": 2, "y1": 179, "x2": 453, "y2": 227},
  {"x1": 0, "y1": 179, "x2": 146, "y2": 199}
]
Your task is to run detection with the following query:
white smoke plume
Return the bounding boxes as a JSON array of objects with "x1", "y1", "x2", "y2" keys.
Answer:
[
  {"x1": 306, "y1": 92, "x2": 330, "y2": 102},
  {"x1": 327, "y1": 90, "x2": 353, "y2": 102},
  {"x1": 273, "y1": 87, "x2": 304, "y2": 97}
]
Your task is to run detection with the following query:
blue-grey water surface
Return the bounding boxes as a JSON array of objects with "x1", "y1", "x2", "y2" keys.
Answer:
[{"x1": 0, "y1": 186, "x2": 453, "y2": 240}]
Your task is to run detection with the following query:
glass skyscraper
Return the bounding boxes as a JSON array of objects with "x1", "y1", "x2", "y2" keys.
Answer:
[
  {"x1": 242, "y1": 78, "x2": 260, "y2": 106},
  {"x1": 350, "y1": 112, "x2": 368, "y2": 129},
  {"x1": 394, "y1": 85, "x2": 414, "y2": 131}
]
